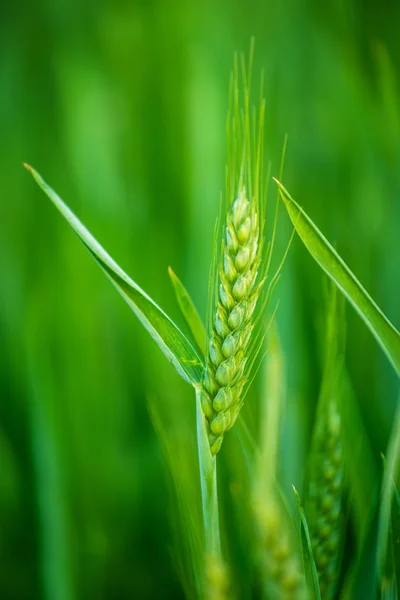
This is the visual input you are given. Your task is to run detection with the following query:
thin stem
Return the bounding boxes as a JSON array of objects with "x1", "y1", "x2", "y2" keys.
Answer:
[{"x1": 195, "y1": 388, "x2": 222, "y2": 561}]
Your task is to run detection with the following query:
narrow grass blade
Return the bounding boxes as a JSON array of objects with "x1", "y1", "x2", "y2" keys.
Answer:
[
  {"x1": 392, "y1": 485, "x2": 400, "y2": 599},
  {"x1": 382, "y1": 523, "x2": 397, "y2": 600},
  {"x1": 378, "y1": 400, "x2": 400, "y2": 593},
  {"x1": 341, "y1": 371, "x2": 380, "y2": 540},
  {"x1": 293, "y1": 486, "x2": 322, "y2": 600},
  {"x1": 274, "y1": 179, "x2": 400, "y2": 377},
  {"x1": 381, "y1": 578, "x2": 397, "y2": 600},
  {"x1": 346, "y1": 398, "x2": 400, "y2": 600},
  {"x1": 148, "y1": 394, "x2": 203, "y2": 598},
  {"x1": 24, "y1": 164, "x2": 203, "y2": 386},
  {"x1": 257, "y1": 322, "x2": 285, "y2": 493},
  {"x1": 346, "y1": 499, "x2": 381, "y2": 600},
  {"x1": 168, "y1": 266, "x2": 206, "y2": 357}
]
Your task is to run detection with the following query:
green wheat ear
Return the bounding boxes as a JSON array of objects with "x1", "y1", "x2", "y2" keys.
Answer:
[
  {"x1": 305, "y1": 289, "x2": 346, "y2": 599},
  {"x1": 254, "y1": 325, "x2": 308, "y2": 600},
  {"x1": 254, "y1": 490, "x2": 309, "y2": 600},
  {"x1": 201, "y1": 46, "x2": 276, "y2": 456}
]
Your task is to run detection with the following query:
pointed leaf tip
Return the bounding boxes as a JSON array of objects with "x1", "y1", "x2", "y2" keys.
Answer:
[
  {"x1": 168, "y1": 265, "x2": 206, "y2": 357},
  {"x1": 25, "y1": 166, "x2": 204, "y2": 386},
  {"x1": 293, "y1": 485, "x2": 322, "y2": 600},
  {"x1": 275, "y1": 180, "x2": 400, "y2": 376}
]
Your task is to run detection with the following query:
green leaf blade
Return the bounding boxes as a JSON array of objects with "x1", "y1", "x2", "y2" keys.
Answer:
[
  {"x1": 378, "y1": 401, "x2": 400, "y2": 596},
  {"x1": 274, "y1": 178, "x2": 400, "y2": 377},
  {"x1": 168, "y1": 266, "x2": 206, "y2": 357},
  {"x1": 25, "y1": 164, "x2": 204, "y2": 386},
  {"x1": 293, "y1": 486, "x2": 322, "y2": 600}
]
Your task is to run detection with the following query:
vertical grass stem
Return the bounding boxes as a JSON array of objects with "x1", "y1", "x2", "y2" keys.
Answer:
[{"x1": 196, "y1": 387, "x2": 222, "y2": 561}]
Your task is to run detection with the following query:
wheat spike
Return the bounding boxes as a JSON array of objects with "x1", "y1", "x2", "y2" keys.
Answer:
[
  {"x1": 306, "y1": 393, "x2": 344, "y2": 599},
  {"x1": 201, "y1": 45, "x2": 273, "y2": 455},
  {"x1": 201, "y1": 185, "x2": 264, "y2": 454},
  {"x1": 305, "y1": 289, "x2": 346, "y2": 598}
]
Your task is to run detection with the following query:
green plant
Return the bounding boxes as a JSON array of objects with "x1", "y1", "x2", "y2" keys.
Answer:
[
  {"x1": 254, "y1": 488, "x2": 308, "y2": 599},
  {"x1": 305, "y1": 291, "x2": 346, "y2": 599},
  {"x1": 23, "y1": 43, "x2": 400, "y2": 600},
  {"x1": 24, "y1": 46, "x2": 282, "y2": 596},
  {"x1": 253, "y1": 325, "x2": 307, "y2": 599},
  {"x1": 275, "y1": 180, "x2": 400, "y2": 598},
  {"x1": 200, "y1": 57, "x2": 270, "y2": 457}
]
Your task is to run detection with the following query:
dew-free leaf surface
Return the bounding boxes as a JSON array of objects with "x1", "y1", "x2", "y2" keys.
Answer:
[
  {"x1": 274, "y1": 179, "x2": 400, "y2": 377},
  {"x1": 293, "y1": 486, "x2": 322, "y2": 600},
  {"x1": 24, "y1": 164, "x2": 204, "y2": 386},
  {"x1": 168, "y1": 266, "x2": 206, "y2": 358}
]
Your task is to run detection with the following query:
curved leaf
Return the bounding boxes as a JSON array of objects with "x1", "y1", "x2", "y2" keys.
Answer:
[
  {"x1": 168, "y1": 266, "x2": 206, "y2": 357},
  {"x1": 24, "y1": 164, "x2": 204, "y2": 386},
  {"x1": 274, "y1": 178, "x2": 400, "y2": 377}
]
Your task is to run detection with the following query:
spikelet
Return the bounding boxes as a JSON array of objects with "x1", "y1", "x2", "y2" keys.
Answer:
[
  {"x1": 201, "y1": 46, "x2": 272, "y2": 455},
  {"x1": 253, "y1": 492, "x2": 308, "y2": 600}
]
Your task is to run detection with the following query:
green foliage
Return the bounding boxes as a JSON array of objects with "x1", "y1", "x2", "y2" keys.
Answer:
[
  {"x1": 168, "y1": 266, "x2": 206, "y2": 357},
  {"x1": 275, "y1": 179, "x2": 400, "y2": 377},
  {"x1": 305, "y1": 290, "x2": 346, "y2": 599},
  {"x1": 3, "y1": 3, "x2": 400, "y2": 599},
  {"x1": 201, "y1": 51, "x2": 273, "y2": 456},
  {"x1": 293, "y1": 486, "x2": 322, "y2": 600},
  {"x1": 24, "y1": 164, "x2": 204, "y2": 387}
]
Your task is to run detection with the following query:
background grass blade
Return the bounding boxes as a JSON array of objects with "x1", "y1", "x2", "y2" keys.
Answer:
[
  {"x1": 148, "y1": 393, "x2": 203, "y2": 599},
  {"x1": 274, "y1": 179, "x2": 400, "y2": 377},
  {"x1": 378, "y1": 399, "x2": 400, "y2": 593},
  {"x1": 391, "y1": 486, "x2": 400, "y2": 599},
  {"x1": 25, "y1": 164, "x2": 203, "y2": 386},
  {"x1": 258, "y1": 322, "x2": 285, "y2": 485},
  {"x1": 168, "y1": 266, "x2": 206, "y2": 357},
  {"x1": 344, "y1": 398, "x2": 400, "y2": 600},
  {"x1": 293, "y1": 486, "x2": 322, "y2": 600},
  {"x1": 391, "y1": 483, "x2": 400, "y2": 598}
]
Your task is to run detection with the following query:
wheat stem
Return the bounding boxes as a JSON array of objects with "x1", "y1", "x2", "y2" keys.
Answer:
[{"x1": 196, "y1": 388, "x2": 222, "y2": 561}]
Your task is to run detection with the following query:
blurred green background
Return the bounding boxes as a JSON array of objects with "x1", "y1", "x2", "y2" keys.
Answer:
[{"x1": 1, "y1": 0, "x2": 400, "y2": 598}]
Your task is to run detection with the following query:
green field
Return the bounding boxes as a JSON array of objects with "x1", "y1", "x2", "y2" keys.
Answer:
[{"x1": 1, "y1": 2, "x2": 400, "y2": 598}]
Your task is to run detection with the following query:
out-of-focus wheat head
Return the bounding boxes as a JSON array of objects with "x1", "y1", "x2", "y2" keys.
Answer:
[
  {"x1": 306, "y1": 290, "x2": 346, "y2": 599},
  {"x1": 306, "y1": 392, "x2": 344, "y2": 599},
  {"x1": 204, "y1": 556, "x2": 231, "y2": 600},
  {"x1": 253, "y1": 492, "x2": 308, "y2": 600},
  {"x1": 201, "y1": 46, "x2": 274, "y2": 455},
  {"x1": 253, "y1": 325, "x2": 308, "y2": 600}
]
